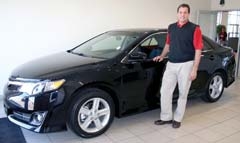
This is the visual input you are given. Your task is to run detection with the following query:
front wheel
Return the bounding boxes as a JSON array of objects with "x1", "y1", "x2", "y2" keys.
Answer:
[
  {"x1": 202, "y1": 72, "x2": 224, "y2": 102},
  {"x1": 67, "y1": 88, "x2": 115, "y2": 138}
]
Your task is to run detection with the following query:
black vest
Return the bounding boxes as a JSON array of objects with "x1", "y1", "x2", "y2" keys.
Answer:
[{"x1": 168, "y1": 22, "x2": 197, "y2": 63}]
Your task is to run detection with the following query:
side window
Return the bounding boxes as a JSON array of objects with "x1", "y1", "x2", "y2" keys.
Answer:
[
  {"x1": 141, "y1": 37, "x2": 158, "y2": 47},
  {"x1": 155, "y1": 34, "x2": 166, "y2": 48},
  {"x1": 141, "y1": 38, "x2": 151, "y2": 46},
  {"x1": 138, "y1": 33, "x2": 167, "y2": 58}
]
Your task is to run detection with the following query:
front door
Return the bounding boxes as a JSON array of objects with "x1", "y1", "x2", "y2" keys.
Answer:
[{"x1": 119, "y1": 33, "x2": 167, "y2": 111}]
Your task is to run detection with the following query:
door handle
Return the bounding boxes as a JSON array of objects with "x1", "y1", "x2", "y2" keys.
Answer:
[{"x1": 209, "y1": 55, "x2": 214, "y2": 60}]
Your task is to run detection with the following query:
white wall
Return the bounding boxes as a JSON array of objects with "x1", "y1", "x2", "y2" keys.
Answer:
[
  {"x1": 0, "y1": 0, "x2": 210, "y2": 95},
  {"x1": 197, "y1": 11, "x2": 218, "y2": 40},
  {"x1": 211, "y1": 0, "x2": 240, "y2": 11}
]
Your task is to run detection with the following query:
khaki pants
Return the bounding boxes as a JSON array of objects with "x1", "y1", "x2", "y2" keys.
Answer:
[{"x1": 160, "y1": 61, "x2": 193, "y2": 122}]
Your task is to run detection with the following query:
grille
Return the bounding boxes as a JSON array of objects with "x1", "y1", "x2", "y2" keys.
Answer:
[{"x1": 13, "y1": 111, "x2": 31, "y2": 122}]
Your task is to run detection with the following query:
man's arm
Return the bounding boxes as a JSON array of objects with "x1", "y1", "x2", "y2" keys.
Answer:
[
  {"x1": 153, "y1": 44, "x2": 169, "y2": 62},
  {"x1": 160, "y1": 44, "x2": 170, "y2": 58},
  {"x1": 191, "y1": 26, "x2": 203, "y2": 81},
  {"x1": 190, "y1": 49, "x2": 201, "y2": 81}
]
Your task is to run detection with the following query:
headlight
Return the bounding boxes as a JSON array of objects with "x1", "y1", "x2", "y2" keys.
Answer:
[
  {"x1": 19, "y1": 79, "x2": 65, "y2": 95},
  {"x1": 32, "y1": 82, "x2": 46, "y2": 95},
  {"x1": 44, "y1": 79, "x2": 65, "y2": 92}
]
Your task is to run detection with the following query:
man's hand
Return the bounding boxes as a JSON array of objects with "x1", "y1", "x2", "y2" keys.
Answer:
[
  {"x1": 190, "y1": 70, "x2": 197, "y2": 81},
  {"x1": 153, "y1": 44, "x2": 169, "y2": 62},
  {"x1": 153, "y1": 55, "x2": 164, "y2": 62}
]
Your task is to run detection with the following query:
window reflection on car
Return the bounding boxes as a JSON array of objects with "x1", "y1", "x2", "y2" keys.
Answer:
[{"x1": 71, "y1": 32, "x2": 141, "y2": 59}]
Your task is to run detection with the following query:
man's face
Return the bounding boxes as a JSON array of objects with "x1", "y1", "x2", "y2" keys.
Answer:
[{"x1": 177, "y1": 7, "x2": 189, "y2": 23}]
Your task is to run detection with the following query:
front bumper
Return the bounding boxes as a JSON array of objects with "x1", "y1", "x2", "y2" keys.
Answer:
[
  {"x1": 7, "y1": 111, "x2": 48, "y2": 132},
  {"x1": 3, "y1": 80, "x2": 67, "y2": 133}
]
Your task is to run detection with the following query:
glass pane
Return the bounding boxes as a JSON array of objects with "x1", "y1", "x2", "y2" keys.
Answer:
[{"x1": 72, "y1": 32, "x2": 141, "y2": 59}]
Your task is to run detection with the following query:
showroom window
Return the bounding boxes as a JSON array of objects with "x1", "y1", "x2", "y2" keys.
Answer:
[
  {"x1": 227, "y1": 11, "x2": 240, "y2": 37},
  {"x1": 216, "y1": 12, "x2": 222, "y2": 26}
]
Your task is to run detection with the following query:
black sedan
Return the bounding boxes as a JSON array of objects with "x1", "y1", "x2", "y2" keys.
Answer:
[{"x1": 3, "y1": 29, "x2": 235, "y2": 138}]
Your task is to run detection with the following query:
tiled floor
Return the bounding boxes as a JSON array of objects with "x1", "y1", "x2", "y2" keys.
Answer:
[{"x1": 1, "y1": 78, "x2": 240, "y2": 143}]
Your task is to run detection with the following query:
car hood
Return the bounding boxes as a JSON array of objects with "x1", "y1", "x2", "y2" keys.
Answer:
[{"x1": 11, "y1": 52, "x2": 106, "y2": 79}]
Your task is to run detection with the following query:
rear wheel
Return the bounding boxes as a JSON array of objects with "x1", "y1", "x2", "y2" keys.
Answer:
[
  {"x1": 202, "y1": 72, "x2": 224, "y2": 102},
  {"x1": 67, "y1": 88, "x2": 115, "y2": 138}
]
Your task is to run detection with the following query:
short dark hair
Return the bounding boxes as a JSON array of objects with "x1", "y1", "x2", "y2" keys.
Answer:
[{"x1": 177, "y1": 3, "x2": 190, "y2": 13}]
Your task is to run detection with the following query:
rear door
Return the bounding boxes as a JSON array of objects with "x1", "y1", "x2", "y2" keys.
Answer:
[{"x1": 190, "y1": 37, "x2": 217, "y2": 94}]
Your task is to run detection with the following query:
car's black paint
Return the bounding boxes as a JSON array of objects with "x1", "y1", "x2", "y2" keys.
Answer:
[{"x1": 3, "y1": 29, "x2": 235, "y2": 137}]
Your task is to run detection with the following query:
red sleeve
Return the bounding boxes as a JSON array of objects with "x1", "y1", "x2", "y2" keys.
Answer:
[
  {"x1": 165, "y1": 33, "x2": 170, "y2": 45},
  {"x1": 193, "y1": 26, "x2": 203, "y2": 50}
]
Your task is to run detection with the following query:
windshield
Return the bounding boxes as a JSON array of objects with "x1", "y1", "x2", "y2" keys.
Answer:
[{"x1": 71, "y1": 31, "x2": 141, "y2": 59}]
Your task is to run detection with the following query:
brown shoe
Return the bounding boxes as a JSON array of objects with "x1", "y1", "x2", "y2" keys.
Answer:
[
  {"x1": 172, "y1": 120, "x2": 181, "y2": 128},
  {"x1": 154, "y1": 120, "x2": 172, "y2": 125}
]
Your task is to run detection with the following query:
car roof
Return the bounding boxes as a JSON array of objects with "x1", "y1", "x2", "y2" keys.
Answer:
[{"x1": 109, "y1": 28, "x2": 167, "y2": 34}]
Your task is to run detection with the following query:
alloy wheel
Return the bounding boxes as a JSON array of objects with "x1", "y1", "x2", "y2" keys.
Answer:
[
  {"x1": 77, "y1": 97, "x2": 111, "y2": 133},
  {"x1": 208, "y1": 75, "x2": 223, "y2": 99}
]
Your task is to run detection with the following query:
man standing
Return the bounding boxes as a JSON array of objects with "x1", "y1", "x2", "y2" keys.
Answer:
[{"x1": 153, "y1": 3, "x2": 203, "y2": 128}]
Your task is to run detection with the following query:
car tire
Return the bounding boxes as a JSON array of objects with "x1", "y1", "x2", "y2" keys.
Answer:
[
  {"x1": 67, "y1": 88, "x2": 115, "y2": 138},
  {"x1": 202, "y1": 72, "x2": 224, "y2": 102}
]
